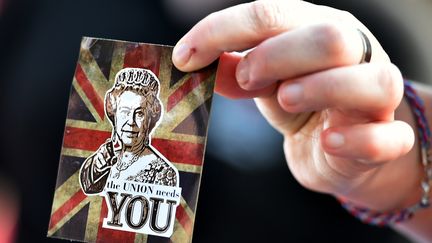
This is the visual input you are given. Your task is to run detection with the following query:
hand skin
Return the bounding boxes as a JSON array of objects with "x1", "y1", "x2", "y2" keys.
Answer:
[{"x1": 172, "y1": 1, "x2": 432, "y2": 242}]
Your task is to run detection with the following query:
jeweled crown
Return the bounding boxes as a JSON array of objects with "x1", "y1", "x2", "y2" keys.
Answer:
[{"x1": 114, "y1": 68, "x2": 158, "y2": 87}]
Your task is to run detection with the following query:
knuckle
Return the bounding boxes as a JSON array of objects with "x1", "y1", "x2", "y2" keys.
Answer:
[
  {"x1": 277, "y1": 87, "x2": 302, "y2": 113},
  {"x1": 203, "y1": 12, "x2": 221, "y2": 46},
  {"x1": 97, "y1": 155, "x2": 105, "y2": 164},
  {"x1": 365, "y1": 141, "x2": 380, "y2": 158},
  {"x1": 202, "y1": 11, "x2": 229, "y2": 51},
  {"x1": 317, "y1": 5, "x2": 357, "y2": 23},
  {"x1": 376, "y1": 63, "x2": 404, "y2": 109},
  {"x1": 336, "y1": 10, "x2": 357, "y2": 23},
  {"x1": 363, "y1": 132, "x2": 383, "y2": 162},
  {"x1": 312, "y1": 23, "x2": 350, "y2": 64},
  {"x1": 249, "y1": 1, "x2": 285, "y2": 33},
  {"x1": 247, "y1": 48, "x2": 270, "y2": 83}
]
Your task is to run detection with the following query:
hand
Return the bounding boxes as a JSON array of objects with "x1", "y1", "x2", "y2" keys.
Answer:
[
  {"x1": 93, "y1": 142, "x2": 115, "y2": 171},
  {"x1": 172, "y1": 0, "x2": 419, "y2": 211}
]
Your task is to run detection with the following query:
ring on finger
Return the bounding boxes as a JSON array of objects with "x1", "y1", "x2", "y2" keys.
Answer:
[{"x1": 357, "y1": 29, "x2": 372, "y2": 63}]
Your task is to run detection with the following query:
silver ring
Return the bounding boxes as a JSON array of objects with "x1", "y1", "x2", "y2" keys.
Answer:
[{"x1": 357, "y1": 29, "x2": 372, "y2": 63}]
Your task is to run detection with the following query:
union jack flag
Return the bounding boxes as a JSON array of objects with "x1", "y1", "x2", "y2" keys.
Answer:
[{"x1": 47, "y1": 37, "x2": 216, "y2": 243}]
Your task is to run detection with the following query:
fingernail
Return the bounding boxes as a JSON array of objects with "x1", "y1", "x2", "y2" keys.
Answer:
[
  {"x1": 236, "y1": 59, "x2": 250, "y2": 87},
  {"x1": 282, "y1": 83, "x2": 303, "y2": 105},
  {"x1": 326, "y1": 132, "x2": 345, "y2": 148},
  {"x1": 173, "y1": 42, "x2": 191, "y2": 66}
]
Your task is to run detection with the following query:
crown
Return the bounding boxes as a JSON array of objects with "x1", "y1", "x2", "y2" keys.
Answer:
[{"x1": 114, "y1": 68, "x2": 158, "y2": 87}]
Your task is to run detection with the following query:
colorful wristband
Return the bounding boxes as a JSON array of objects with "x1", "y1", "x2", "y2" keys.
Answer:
[{"x1": 338, "y1": 79, "x2": 432, "y2": 227}]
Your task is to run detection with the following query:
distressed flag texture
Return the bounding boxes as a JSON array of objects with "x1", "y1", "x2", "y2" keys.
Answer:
[{"x1": 47, "y1": 37, "x2": 217, "y2": 243}]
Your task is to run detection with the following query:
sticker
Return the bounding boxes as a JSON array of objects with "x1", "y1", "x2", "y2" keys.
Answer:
[
  {"x1": 80, "y1": 67, "x2": 182, "y2": 237},
  {"x1": 48, "y1": 37, "x2": 217, "y2": 243}
]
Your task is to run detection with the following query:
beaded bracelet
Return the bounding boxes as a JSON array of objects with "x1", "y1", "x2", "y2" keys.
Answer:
[{"x1": 338, "y1": 79, "x2": 432, "y2": 227}]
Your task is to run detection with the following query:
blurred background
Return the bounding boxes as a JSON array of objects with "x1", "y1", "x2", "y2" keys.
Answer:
[{"x1": 1, "y1": 0, "x2": 432, "y2": 242}]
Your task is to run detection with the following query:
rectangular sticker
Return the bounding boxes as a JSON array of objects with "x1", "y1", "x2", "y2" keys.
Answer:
[{"x1": 47, "y1": 37, "x2": 217, "y2": 243}]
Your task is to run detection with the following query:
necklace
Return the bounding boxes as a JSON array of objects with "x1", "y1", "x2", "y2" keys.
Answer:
[{"x1": 112, "y1": 149, "x2": 145, "y2": 178}]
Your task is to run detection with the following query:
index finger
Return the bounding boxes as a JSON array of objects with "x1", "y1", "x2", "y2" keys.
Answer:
[{"x1": 172, "y1": 0, "x2": 386, "y2": 72}]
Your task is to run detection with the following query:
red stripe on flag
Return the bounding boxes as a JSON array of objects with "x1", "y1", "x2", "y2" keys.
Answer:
[
  {"x1": 96, "y1": 202, "x2": 135, "y2": 243},
  {"x1": 176, "y1": 205, "x2": 192, "y2": 236},
  {"x1": 75, "y1": 64, "x2": 105, "y2": 120},
  {"x1": 167, "y1": 72, "x2": 211, "y2": 112},
  {"x1": 152, "y1": 138, "x2": 204, "y2": 166},
  {"x1": 123, "y1": 44, "x2": 161, "y2": 76},
  {"x1": 63, "y1": 126, "x2": 111, "y2": 152},
  {"x1": 63, "y1": 127, "x2": 204, "y2": 166},
  {"x1": 49, "y1": 190, "x2": 87, "y2": 230}
]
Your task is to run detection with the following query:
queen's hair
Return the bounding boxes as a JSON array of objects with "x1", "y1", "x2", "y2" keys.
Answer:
[{"x1": 105, "y1": 68, "x2": 162, "y2": 131}]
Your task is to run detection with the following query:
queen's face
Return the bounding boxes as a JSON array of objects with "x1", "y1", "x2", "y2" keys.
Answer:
[{"x1": 114, "y1": 90, "x2": 150, "y2": 150}]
